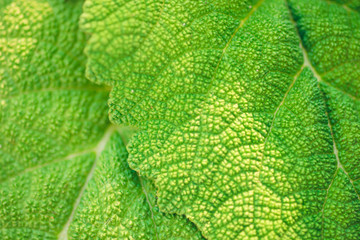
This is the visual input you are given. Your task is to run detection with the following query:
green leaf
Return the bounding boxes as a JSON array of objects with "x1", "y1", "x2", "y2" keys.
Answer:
[
  {"x1": 0, "y1": 0, "x2": 110, "y2": 181},
  {"x1": 0, "y1": 0, "x2": 202, "y2": 239},
  {"x1": 81, "y1": 0, "x2": 360, "y2": 239},
  {"x1": 68, "y1": 130, "x2": 203, "y2": 240},
  {"x1": 288, "y1": 1, "x2": 360, "y2": 238},
  {"x1": 0, "y1": 0, "x2": 109, "y2": 238}
]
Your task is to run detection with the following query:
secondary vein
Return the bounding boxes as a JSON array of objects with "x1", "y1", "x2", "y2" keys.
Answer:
[
  {"x1": 286, "y1": 2, "x2": 360, "y2": 238},
  {"x1": 57, "y1": 125, "x2": 118, "y2": 240}
]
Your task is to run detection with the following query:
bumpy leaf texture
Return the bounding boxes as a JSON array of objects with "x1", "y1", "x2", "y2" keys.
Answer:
[
  {"x1": 68, "y1": 131, "x2": 203, "y2": 240},
  {"x1": 0, "y1": 0, "x2": 202, "y2": 239},
  {"x1": 81, "y1": 0, "x2": 360, "y2": 239}
]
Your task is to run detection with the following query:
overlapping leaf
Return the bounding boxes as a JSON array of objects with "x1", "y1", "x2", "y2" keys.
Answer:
[
  {"x1": 69, "y1": 131, "x2": 203, "y2": 240},
  {"x1": 81, "y1": 0, "x2": 360, "y2": 239},
  {"x1": 0, "y1": 0, "x2": 202, "y2": 239}
]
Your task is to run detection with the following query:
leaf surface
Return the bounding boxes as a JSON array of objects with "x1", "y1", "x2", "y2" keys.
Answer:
[
  {"x1": 81, "y1": 0, "x2": 360, "y2": 239},
  {"x1": 68, "y1": 131, "x2": 203, "y2": 240},
  {"x1": 0, "y1": 0, "x2": 201, "y2": 239},
  {"x1": 288, "y1": 1, "x2": 360, "y2": 238},
  {"x1": 0, "y1": 0, "x2": 109, "y2": 238}
]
